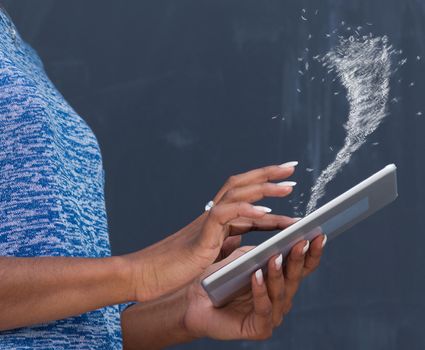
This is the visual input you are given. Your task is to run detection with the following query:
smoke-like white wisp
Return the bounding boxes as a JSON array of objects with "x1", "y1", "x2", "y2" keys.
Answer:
[{"x1": 306, "y1": 35, "x2": 394, "y2": 214}]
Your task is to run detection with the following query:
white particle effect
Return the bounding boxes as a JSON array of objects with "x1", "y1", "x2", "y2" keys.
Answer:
[
  {"x1": 306, "y1": 35, "x2": 394, "y2": 214},
  {"x1": 311, "y1": 76, "x2": 316, "y2": 81},
  {"x1": 417, "y1": 111, "x2": 423, "y2": 116},
  {"x1": 372, "y1": 142, "x2": 379, "y2": 146},
  {"x1": 409, "y1": 81, "x2": 415, "y2": 87},
  {"x1": 305, "y1": 62, "x2": 309, "y2": 71},
  {"x1": 326, "y1": 33, "x2": 331, "y2": 38},
  {"x1": 417, "y1": 55, "x2": 421, "y2": 61},
  {"x1": 315, "y1": 9, "x2": 319, "y2": 15},
  {"x1": 308, "y1": 34, "x2": 312, "y2": 40},
  {"x1": 329, "y1": 146, "x2": 334, "y2": 151},
  {"x1": 399, "y1": 58, "x2": 407, "y2": 66},
  {"x1": 306, "y1": 168, "x2": 314, "y2": 172},
  {"x1": 297, "y1": 88, "x2": 301, "y2": 93},
  {"x1": 298, "y1": 57, "x2": 303, "y2": 62},
  {"x1": 271, "y1": 115, "x2": 279, "y2": 119},
  {"x1": 301, "y1": 15, "x2": 308, "y2": 21},
  {"x1": 317, "y1": 115, "x2": 321, "y2": 120},
  {"x1": 298, "y1": 70, "x2": 304, "y2": 75}
]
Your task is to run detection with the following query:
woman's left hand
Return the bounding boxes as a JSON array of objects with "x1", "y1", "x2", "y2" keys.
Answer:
[
  {"x1": 121, "y1": 234, "x2": 326, "y2": 349},
  {"x1": 182, "y1": 234, "x2": 326, "y2": 341}
]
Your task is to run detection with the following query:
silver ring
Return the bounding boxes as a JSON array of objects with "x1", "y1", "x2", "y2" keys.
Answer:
[{"x1": 204, "y1": 200, "x2": 214, "y2": 212}]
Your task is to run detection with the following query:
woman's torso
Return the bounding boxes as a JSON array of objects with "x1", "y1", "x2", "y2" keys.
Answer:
[{"x1": 0, "y1": 8, "x2": 123, "y2": 349}]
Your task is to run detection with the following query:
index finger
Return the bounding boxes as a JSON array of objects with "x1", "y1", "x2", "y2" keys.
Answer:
[{"x1": 213, "y1": 162, "x2": 298, "y2": 203}]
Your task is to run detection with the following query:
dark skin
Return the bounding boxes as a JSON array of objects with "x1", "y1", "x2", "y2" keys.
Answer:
[
  {"x1": 0, "y1": 162, "x2": 325, "y2": 343},
  {"x1": 121, "y1": 163, "x2": 326, "y2": 348}
]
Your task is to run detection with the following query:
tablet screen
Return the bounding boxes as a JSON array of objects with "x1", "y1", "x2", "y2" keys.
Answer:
[{"x1": 321, "y1": 196, "x2": 369, "y2": 239}]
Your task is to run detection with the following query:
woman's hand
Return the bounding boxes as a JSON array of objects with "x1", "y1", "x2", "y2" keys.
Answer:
[
  {"x1": 121, "y1": 234, "x2": 326, "y2": 349},
  {"x1": 121, "y1": 162, "x2": 298, "y2": 303},
  {"x1": 183, "y1": 235, "x2": 326, "y2": 341}
]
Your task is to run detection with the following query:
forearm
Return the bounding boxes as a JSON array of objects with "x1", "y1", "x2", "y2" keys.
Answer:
[
  {"x1": 121, "y1": 288, "x2": 197, "y2": 350},
  {"x1": 0, "y1": 255, "x2": 131, "y2": 331}
]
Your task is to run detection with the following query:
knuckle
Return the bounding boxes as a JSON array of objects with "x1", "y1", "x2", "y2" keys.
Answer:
[
  {"x1": 223, "y1": 188, "x2": 236, "y2": 201},
  {"x1": 260, "y1": 182, "x2": 272, "y2": 193},
  {"x1": 257, "y1": 304, "x2": 272, "y2": 317},
  {"x1": 282, "y1": 301, "x2": 293, "y2": 314},
  {"x1": 288, "y1": 254, "x2": 305, "y2": 265},
  {"x1": 285, "y1": 270, "x2": 301, "y2": 283},
  {"x1": 256, "y1": 287, "x2": 269, "y2": 300},
  {"x1": 308, "y1": 263, "x2": 318, "y2": 273},
  {"x1": 311, "y1": 249, "x2": 323, "y2": 259},
  {"x1": 226, "y1": 175, "x2": 238, "y2": 187},
  {"x1": 208, "y1": 206, "x2": 219, "y2": 219},
  {"x1": 237, "y1": 201, "x2": 248, "y2": 213},
  {"x1": 260, "y1": 167, "x2": 271, "y2": 181},
  {"x1": 277, "y1": 290, "x2": 285, "y2": 303}
]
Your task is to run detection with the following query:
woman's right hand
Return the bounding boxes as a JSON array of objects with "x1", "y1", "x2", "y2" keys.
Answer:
[{"x1": 121, "y1": 162, "x2": 299, "y2": 303}]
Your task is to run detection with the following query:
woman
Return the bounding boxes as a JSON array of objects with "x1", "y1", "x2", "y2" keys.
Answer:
[{"x1": 0, "y1": 5, "x2": 326, "y2": 349}]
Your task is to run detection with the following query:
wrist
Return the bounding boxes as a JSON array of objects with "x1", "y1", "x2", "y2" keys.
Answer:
[
  {"x1": 121, "y1": 286, "x2": 199, "y2": 349},
  {"x1": 110, "y1": 255, "x2": 136, "y2": 303},
  {"x1": 173, "y1": 288, "x2": 200, "y2": 343}
]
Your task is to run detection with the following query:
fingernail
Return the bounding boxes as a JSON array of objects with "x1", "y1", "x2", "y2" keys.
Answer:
[
  {"x1": 253, "y1": 205, "x2": 272, "y2": 213},
  {"x1": 255, "y1": 269, "x2": 264, "y2": 285},
  {"x1": 275, "y1": 254, "x2": 283, "y2": 270},
  {"x1": 277, "y1": 181, "x2": 297, "y2": 187},
  {"x1": 321, "y1": 234, "x2": 328, "y2": 248},
  {"x1": 293, "y1": 217, "x2": 303, "y2": 222},
  {"x1": 279, "y1": 161, "x2": 299, "y2": 168},
  {"x1": 302, "y1": 240, "x2": 310, "y2": 255}
]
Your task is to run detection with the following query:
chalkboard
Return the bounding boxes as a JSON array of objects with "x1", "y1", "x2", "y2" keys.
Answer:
[{"x1": 3, "y1": 0, "x2": 425, "y2": 349}]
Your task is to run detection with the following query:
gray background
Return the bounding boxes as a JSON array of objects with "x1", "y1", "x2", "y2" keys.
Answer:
[{"x1": 3, "y1": 0, "x2": 425, "y2": 349}]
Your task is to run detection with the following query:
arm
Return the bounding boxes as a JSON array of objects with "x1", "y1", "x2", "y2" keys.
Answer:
[
  {"x1": 1, "y1": 163, "x2": 297, "y2": 331},
  {"x1": 121, "y1": 289, "x2": 194, "y2": 350},
  {"x1": 0, "y1": 255, "x2": 131, "y2": 331}
]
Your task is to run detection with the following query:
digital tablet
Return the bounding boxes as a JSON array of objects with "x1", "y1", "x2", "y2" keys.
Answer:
[{"x1": 201, "y1": 164, "x2": 398, "y2": 307}]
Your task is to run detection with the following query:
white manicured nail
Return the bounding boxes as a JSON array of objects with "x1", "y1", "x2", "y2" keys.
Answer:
[
  {"x1": 277, "y1": 181, "x2": 297, "y2": 187},
  {"x1": 255, "y1": 269, "x2": 264, "y2": 285},
  {"x1": 321, "y1": 234, "x2": 328, "y2": 248},
  {"x1": 275, "y1": 254, "x2": 283, "y2": 270},
  {"x1": 302, "y1": 240, "x2": 310, "y2": 255},
  {"x1": 293, "y1": 217, "x2": 303, "y2": 222},
  {"x1": 253, "y1": 205, "x2": 272, "y2": 213},
  {"x1": 279, "y1": 161, "x2": 299, "y2": 168}
]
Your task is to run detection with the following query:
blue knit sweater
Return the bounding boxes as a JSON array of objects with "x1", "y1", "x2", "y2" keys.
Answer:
[{"x1": 0, "y1": 8, "x2": 127, "y2": 349}]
